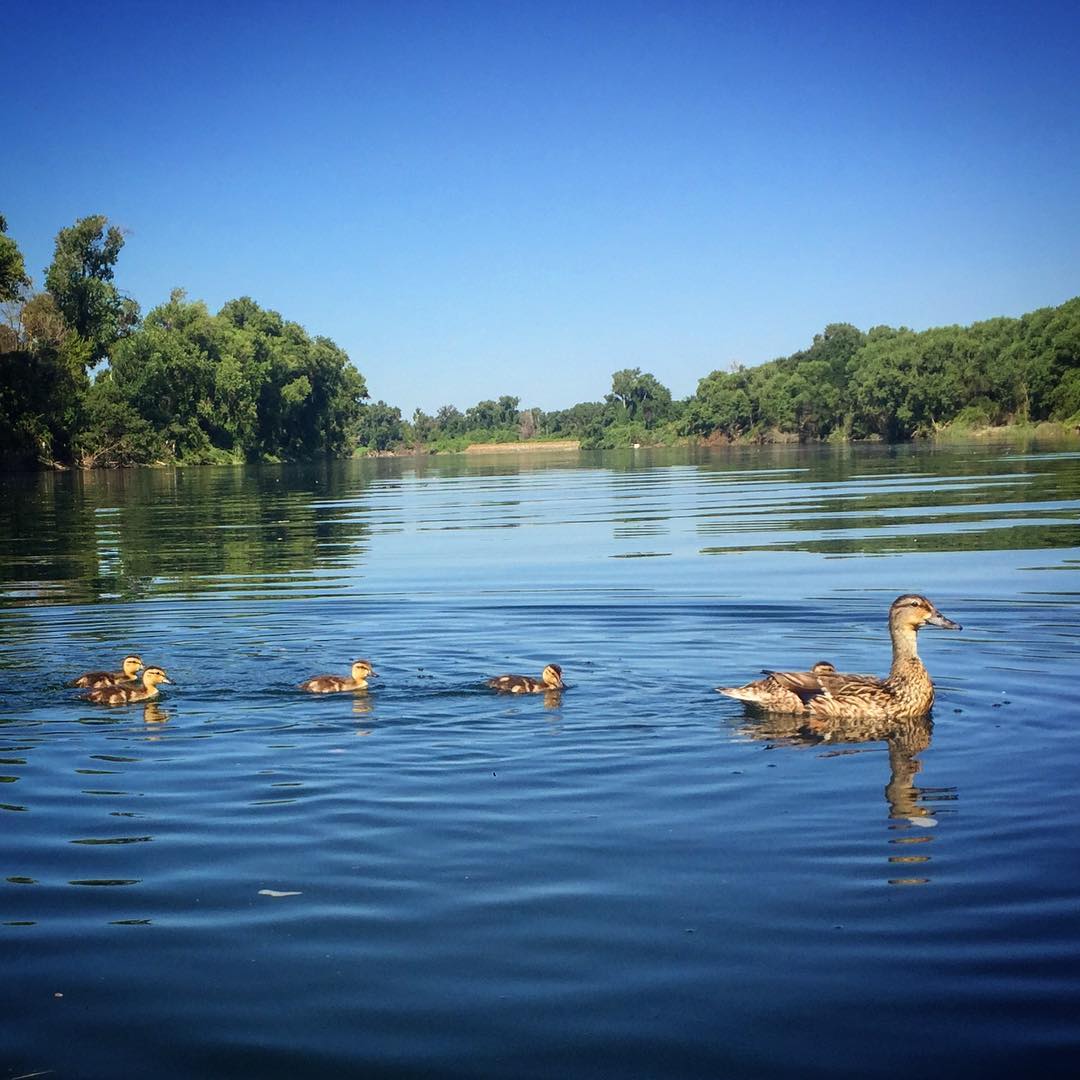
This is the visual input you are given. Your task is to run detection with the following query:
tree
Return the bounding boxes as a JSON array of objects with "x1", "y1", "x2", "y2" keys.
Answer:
[
  {"x1": 44, "y1": 215, "x2": 139, "y2": 364},
  {"x1": 435, "y1": 404, "x2": 465, "y2": 436},
  {"x1": 0, "y1": 214, "x2": 31, "y2": 303},
  {"x1": 357, "y1": 400, "x2": 403, "y2": 451},
  {"x1": 411, "y1": 409, "x2": 436, "y2": 442},
  {"x1": 607, "y1": 368, "x2": 673, "y2": 425},
  {"x1": 99, "y1": 292, "x2": 368, "y2": 463}
]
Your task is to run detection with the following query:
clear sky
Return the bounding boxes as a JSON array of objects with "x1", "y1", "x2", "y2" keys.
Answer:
[{"x1": 5, "y1": 0, "x2": 1079, "y2": 415}]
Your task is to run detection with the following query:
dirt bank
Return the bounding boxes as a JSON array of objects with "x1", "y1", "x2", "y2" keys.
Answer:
[{"x1": 463, "y1": 440, "x2": 580, "y2": 455}]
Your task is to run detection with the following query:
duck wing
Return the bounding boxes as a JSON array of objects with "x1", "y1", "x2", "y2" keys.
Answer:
[{"x1": 759, "y1": 669, "x2": 830, "y2": 703}]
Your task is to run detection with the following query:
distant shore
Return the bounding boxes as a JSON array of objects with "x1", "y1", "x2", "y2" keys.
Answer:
[{"x1": 463, "y1": 439, "x2": 580, "y2": 455}]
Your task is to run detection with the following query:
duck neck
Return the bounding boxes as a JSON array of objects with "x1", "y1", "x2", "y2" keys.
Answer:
[{"x1": 889, "y1": 621, "x2": 921, "y2": 673}]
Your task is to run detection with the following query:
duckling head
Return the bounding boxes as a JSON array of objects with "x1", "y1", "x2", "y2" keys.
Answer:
[
  {"x1": 351, "y1": 660, "x2": 378, "y2": 682},
  {"x1": 811, "y1": 661, "x2": 836, "y2": 674},
  {"x1": 889, "y1": 595, "x2": 962, "y2": 633},
  {"x1": 122, "y1": 655, "x2": 144, "y2": 678},
  {"x1": 142, "y1": 667, "x2": 172, "y2": 688},
  {"x1": 542, "y1": 664, "x2": 565, "y2": 690}
]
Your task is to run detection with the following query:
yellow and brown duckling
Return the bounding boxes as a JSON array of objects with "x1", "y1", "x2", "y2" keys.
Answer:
[
  {"x1": 299, "y1": 660, "x2": 378, "y2": 694},
  {"x1": 487, "y1": 664, "x2": 565, "y2": 694},
  {"x1": 70, "y1": 654, "x2": 144, "y2": 689},
  {"x1": 85, "y1": 666, "x2": 172, "y2": 706},
  {"x1": 716, "y1": 594, "x2": 961, "y2": 720}
]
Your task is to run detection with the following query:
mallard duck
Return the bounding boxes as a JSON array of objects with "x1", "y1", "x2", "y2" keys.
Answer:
[
  {"x1": 299, "y1": 660, "x2": 378, "y2": 694},
  {"x1": 715, "y1": 594, "x2": 961, "y2": 720},
  {"x1": 70, "y1": 654, "x2": 143, "y2": 688},
  {"x1": 487, "y1": 664, "x2": 565, "y2": 694},
  {"x1": 85, "y1": 666, "x2": 172, "y2": 705}
]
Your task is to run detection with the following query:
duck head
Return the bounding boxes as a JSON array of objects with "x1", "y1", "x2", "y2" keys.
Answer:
[
  {"x1": 889, "y1": 595, "x2": 962, "y2": 633},
  {"x1": 142, "y1": 667, "x2": 172, "y2": 688},
  {"x1": 542, "y1": 664, "x2": 565, "y2": 690}
]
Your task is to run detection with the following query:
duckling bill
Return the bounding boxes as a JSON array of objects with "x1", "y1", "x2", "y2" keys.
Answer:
[
  {"x1": 70, "y1": 655, "x2": 143, "y2": 689},
  {"x1": 487, "y1": 664, "x2": 565, "y2": 694},
  {"x1": 85, "y1": 666, "x2": 172, "y2": 706},
  {"x1": 299, "y1": 660, "x2": 378, "y2": 693},
  {"x1": 716, "y1": 595, "x2": 960, "y2": 720}
]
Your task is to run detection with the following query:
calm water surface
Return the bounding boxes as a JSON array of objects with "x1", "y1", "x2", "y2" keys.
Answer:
[{"x1": 2, "y1": 441, "x2": 1079, "y2": 1077}]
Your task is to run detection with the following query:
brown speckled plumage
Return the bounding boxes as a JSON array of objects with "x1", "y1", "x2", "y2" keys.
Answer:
[
  {"x1": 71, "y1": 655, "x2": 143, "y2": 688},
  {"x1": 85, "y1": 666, "x2": 171, "y2": 705},
  {"x1": 716, "y1": 595, "x2": 961, "y2": 720},
  {"x1": 299, "y1": 660, "x2": 377, "y2": 694},
  {"x1": 487, "y1": 664, "x2": 565, "y2": 694}
]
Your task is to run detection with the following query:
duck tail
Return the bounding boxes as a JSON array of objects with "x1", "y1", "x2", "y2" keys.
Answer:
[{"x1": 715, "y1": 685, "x2": 758, "y2": 701}]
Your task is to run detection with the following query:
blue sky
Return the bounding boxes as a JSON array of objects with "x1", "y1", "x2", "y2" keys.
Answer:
[{"x1": 5, "y1": 0, "x2": 1079, "y2": 414}]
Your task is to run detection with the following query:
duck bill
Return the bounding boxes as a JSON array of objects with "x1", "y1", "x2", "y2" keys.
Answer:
[{"x1": 926, "y1": 611, "x2": 962, "y2": 630}]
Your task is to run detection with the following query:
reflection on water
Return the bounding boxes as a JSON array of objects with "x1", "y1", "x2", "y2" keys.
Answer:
[
  {"x1": 737, "y1": 710, "x2": 949, "y2": 885},
  {"x1": 2, "y1": 441, "x2": 1079, "y2": 608},
  {"x1": 1, "y1": 437, "x2": 1080, "y2": 1077}
]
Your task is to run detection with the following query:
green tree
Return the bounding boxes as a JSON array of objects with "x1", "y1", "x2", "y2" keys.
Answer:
[
  {"x1": 357, "y1": 400, "x2": 404, "y2": 451},
  {"x1": 0, "y1": 214, "x2": 31, "y2": 303},
  {"x1": 95, "y1": 292, "x2": 368, "y2": 463},
  {"x1": 607, "y1": 368, "x2": 673, "y2": 425},
  {"x1": 44, "y1": 215, "x2": 139, "y2": 364}
]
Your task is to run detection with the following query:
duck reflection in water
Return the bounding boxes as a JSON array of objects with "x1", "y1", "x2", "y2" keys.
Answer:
[
  {"x1": 542, "y1": 689, "x2": 564, "y2": 711},
  {"x1": 142, "y1": 701, "x2": 170, "y2": 725},
  {"x1": 739, "y1": 709, "x2": 956, "y2": 885}
]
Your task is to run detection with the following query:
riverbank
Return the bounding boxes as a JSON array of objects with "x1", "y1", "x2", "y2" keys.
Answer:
[{"x1": 463, "y1": 439, "x2": 580, "y2": 454}]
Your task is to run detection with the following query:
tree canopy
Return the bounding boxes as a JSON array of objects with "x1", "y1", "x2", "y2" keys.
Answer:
[
  {"x1": 2, "y1": 210, "x2": 1078, "y2": 468},
  {"x1": 2, "y1": 213, "x2": 368, "y2": 467}
]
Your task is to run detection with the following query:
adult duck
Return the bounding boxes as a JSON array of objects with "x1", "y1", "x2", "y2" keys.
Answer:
[{"x1": 715, "y1": 595, "x2": 961, "y2": 720}]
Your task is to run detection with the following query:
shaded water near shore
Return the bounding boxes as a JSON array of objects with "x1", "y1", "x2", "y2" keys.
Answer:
[{"x1": 2, "y1": 440, "x2": 1079, "y2": 1077}]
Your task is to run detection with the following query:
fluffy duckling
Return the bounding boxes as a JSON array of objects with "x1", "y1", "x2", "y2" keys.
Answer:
[
  {"x1": 299, "y1": 660, "x2": 378, "y2": 694},
  {"x1": 487, "y1": 664, "x2": 565, "y2": 694},
  {"x1": 85, "y1": 666, "x2": 172, "y2": 706},
  {"x1": 70, "y1": 654, "x2": 143, "y2": 689},
  {"x1": 716, "y1": 595, "x2": 961, "y2": 720}
]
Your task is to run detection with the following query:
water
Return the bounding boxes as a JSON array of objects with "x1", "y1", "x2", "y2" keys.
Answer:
[{"x1": 2, "y1": 440, "x2": 1079, "y2": 1077}]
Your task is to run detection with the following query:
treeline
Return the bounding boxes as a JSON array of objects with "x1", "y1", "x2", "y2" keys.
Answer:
[
  {"x1": 1, "y1": 215, "x2": 367, "y2": 467},
  {"x1": 682, "y1": 310, "x2": 1080, "y2": 442},
  {"x1": 358, "y1": 305, "x2": 1080, "y2": 451},
  {"x1": 3, "y1": 211, "x2": 1079, "y2": 469},
  {"x1": 381, "y1": 367, "x2": 681, "y2": 453}
]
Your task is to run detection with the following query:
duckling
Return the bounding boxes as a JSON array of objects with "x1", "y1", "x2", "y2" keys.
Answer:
[
  {"x1": 299, "y1": 660, "x2": 378, "y2": 694},
  {"x1": 487, "y1": 664, "x2": 565, "y2": 694},
  {"x1": 70, "y1": 654, "x2": 143, "y2": 689},
  {"x1": 85, "y1": 666, "x2": 172, "y2": 706},
  {"x1": 716, "y1": 594, "x2": 961, "y2": 720}
]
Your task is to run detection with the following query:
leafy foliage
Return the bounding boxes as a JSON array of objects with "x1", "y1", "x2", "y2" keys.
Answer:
[
  {"x1": 44, "y1": 215, "x2": 139, "y2": 363},
  {"x1": 2, "y1": 211, "x2": 1079, "y2": 468},
  {"x1": 0, "y1": 214, "x2": 31, "y2": 303},
  {"x1": 96, "y1": 291, "x2": 368, "y2": 463},
  {"x1": 2, "y1": 214, "x2": 369, "y2": 468},
  {"x1": 683, "y1": 305, "x2": 1080, "y2": 442}
]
